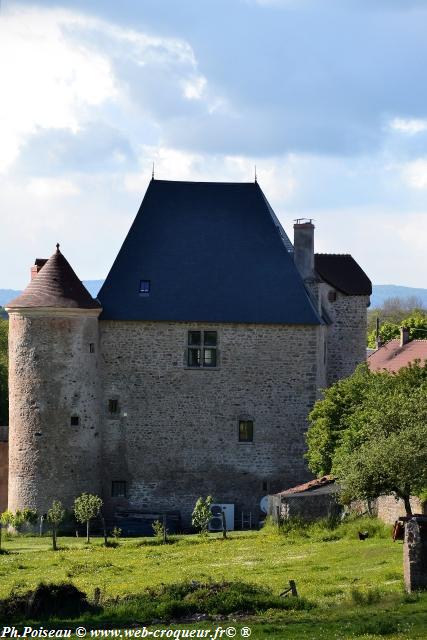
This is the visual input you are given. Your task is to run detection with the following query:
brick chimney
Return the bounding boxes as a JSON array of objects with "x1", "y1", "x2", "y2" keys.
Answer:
[
  {"x1": 400, "y1": 326, "x2": 410, "y2": 347},
  {"x1": 30, "y1": 258, "x2": 48, "y2": 281},
  {"x1": 293, "y1": 219, "x2": 315, "y2": 280}
]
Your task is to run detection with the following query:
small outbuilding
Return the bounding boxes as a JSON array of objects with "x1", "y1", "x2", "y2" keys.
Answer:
[{"x1": 269, "y1": 475, "x2": 341, "y2": 523}]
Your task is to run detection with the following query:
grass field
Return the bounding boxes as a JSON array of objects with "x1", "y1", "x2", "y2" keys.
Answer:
[{"x1": 0, "y1": 518, "x2": 426, "y2": 639}]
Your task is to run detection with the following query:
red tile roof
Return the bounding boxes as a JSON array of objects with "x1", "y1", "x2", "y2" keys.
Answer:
[
  {"x1": 7, "y1": 246, "x2": 101, "y2": 310},
  {"x1": 368, "y1": 339, "x2": 427, "y2": 372},
  {"x1": 276, "y1": 475, "x2": 335, "y2": 496}
]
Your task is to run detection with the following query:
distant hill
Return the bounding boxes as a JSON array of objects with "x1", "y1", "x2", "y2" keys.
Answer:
[
  {"x1": 1, "y1": 281, "x2": 426, "y2": 310},
  {"x1": 370, "y1": 285, "x2": 427, "y2": 308}
]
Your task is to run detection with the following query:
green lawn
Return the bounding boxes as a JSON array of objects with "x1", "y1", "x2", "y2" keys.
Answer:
[{"x1": 0, "y1": 519, "x2": 426, "y2": 639}]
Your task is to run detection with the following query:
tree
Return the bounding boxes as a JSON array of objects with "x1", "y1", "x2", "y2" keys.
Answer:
[
  {"x1": 306, "y1": 361, "x2": 427, "y2": 515},
  {"x1": 47, "y1": 500, "x2": 65, "y2": 551},
  {"x1": 191, "y1": 495, "x2": 213, "y2": 535},
  {"x1": 73, "y1": 493, "x2": 103, "y2": 543},
  {"x1": 367, "y1": 310, "x2": 427, "y2": 348},
  {"x1": 306, "y1": 364, "x2": 378, "y2": 476}
]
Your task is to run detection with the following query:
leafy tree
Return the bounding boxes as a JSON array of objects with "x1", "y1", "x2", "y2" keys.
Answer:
[
  {"x1": 73, "y1": 493, "x2": 103, "y2": 543},
  {"x1": 306, "y1": 364, "x2": 379, "y2": 476},
  {"x1": 191, "y1": 495, "x2": 213, "y2": 535},
  {"x1": 47, "y1": 500, "x2": 65, "y2": 551},
  {"x1": 367, "y1": 310, "x2": 427, "y2": 348},
  {"x1": 306, "y1": 361, "x2": 427, "y2": 515}
]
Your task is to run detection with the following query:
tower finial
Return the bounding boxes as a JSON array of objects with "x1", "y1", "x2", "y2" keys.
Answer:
[
  {"x1": 254, "y1": 165, "x2": 257, "y2": 183},
  {"x1": 152, "y1": 162, "x2": 155, "y2": 180},
  {"x1": 56, "y1": 243, "x2": 60, "y2": 252}
]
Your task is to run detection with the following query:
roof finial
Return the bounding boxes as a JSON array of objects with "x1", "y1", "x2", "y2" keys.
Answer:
[
  {"x1": 152, "y1": 162, "x2": 155, "y2": 180},
  {"x1": 56, "y1": 243, "x2": 60, "y2": 252},
  {"x1": 254, "y1": 165, "x2": 257, "y2": 183}
]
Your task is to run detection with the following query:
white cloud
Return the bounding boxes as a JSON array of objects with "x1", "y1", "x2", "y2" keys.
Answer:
[
  {"x1": 0, "y1": 7, "x2": 116, "y2": 172},
  {"x1": 0, "y1": 5, "x2": 209, "y2": 174},
  {"x1": 401, "y1": 159, "x2": 427, "y2": 189},
  {"x1": 27, "y1": 178, "x2": 80, "y2": 198},
  {"x1": 123, "y1": 146, "x2": 297, "y2": 202},
  {"x1": 390, "y1": 118, "x2": 427, "y2": 135}
]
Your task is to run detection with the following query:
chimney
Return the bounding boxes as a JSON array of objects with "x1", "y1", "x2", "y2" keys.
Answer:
[
  {"x1": 30, "y1": 258, "x2": 48, "y2": 281},
  {"x1": 400, "y1": 326, "x2": 410, "y2": 347},
  {"x1": 293, "y1": 219, "x2": 315, "y2": 280}
]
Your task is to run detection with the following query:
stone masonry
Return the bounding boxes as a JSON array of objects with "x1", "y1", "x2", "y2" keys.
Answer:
[
  {"x1": 100, "y1": 321, "x2": 319, "y2": 525},
  {"x1": 7, "y1": 310, "x2": 102, "y2": 515},
  {"x1": 3, "y1": 182, "x2": 371, "y2": 529},
  {"x1": 0, "y1": 426, "x2": 7, "y2": 512},
  {"x1": 404, "y1": 517, "x2": 427, "y2": 592}
]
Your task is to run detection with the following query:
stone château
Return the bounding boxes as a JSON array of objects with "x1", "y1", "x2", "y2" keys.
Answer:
[{"x1": 2, "y1": 179, "x2": 371, "y2": 529}]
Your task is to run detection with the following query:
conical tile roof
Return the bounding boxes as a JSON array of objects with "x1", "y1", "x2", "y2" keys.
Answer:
[{"x1": 7, "y1": 245, "x2": 101, "y2": 310}]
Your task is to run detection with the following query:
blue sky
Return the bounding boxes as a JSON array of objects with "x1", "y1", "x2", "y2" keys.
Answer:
[{"x1": 1, "y1": 0, "x2": 426, "y2": 288}]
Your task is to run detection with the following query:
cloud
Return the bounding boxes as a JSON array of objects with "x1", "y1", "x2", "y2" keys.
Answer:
[
  {"x1": 390, "y1": 118, "x2": 427, "y2": 135},
  {"x1": 401, "y1": 159, "x2": 427, "y2": 189},
  {"x1": 27, "y1": 178, "x2": 80, "y2": 198},
  {"x1": 0, "y1": 5, "x2": 211, "y2": 174}
]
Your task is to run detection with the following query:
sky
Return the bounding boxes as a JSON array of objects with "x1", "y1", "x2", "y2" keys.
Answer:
[{"x1": 1, "y1": 0, "x2": 427, "y2": 289}]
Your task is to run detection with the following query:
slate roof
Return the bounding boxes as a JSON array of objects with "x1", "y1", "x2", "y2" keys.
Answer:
[
  {"x1": 368, "y1": 339, "x2": 427, "y2": 372},
  {"x1": 7, "y1": 246, "x2": 101, "y2": 310},
  {"x1": 276, "y1": 475, "x2": 337, "y2": 497},
  {"x1": 315, "y1": 254, "x2": 372, "y2": 296},
  {"x1": 98, "y1": 179, "x2": 321, "y2": 324}
]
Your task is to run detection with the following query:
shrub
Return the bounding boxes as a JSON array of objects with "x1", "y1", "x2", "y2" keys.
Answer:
[
  {"x1": 102, "y1": 581, "x2": 314, "y2": 623},
  {"x1": 192, "y1": 496, "x2": 213, "y2": 535},
  {"x1": 0, "y1": 582, "x2": 95, "y2": 621}
]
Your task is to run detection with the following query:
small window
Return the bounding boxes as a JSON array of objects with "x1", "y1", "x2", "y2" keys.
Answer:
[
  {"x1": 187, "y1": 331, "x2": 218, "y2": 368},
  {"x1": 328, "y1": 290, "x2": 337, "y2": 302},
  {"x1": 139, "y1": 280, "x2": 150, "y2": 295},
  {"x1": 112, "y1": 481, "x2": 127, "y2": 498},
  {"x1": 108, "y1": 399, "x2": 119, "y2": 414},
  {"x1": 262, "y1": 480, "x2": 269, "y2": 492},
  {"x1": 239, "y1": 420, "x2": 253, "y2": 442},
  {"x1": 71, "y1": 416, "x2": 80, "y2": 426},
  {"x1": 89, "y1": 343, "x2": 95, "y2": 353}
]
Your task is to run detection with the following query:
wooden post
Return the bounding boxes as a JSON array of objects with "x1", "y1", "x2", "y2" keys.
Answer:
[
  {"x1": 221, "y1": 509, "x2": 227, "y2": 539},
  {"x1": 101, "y1": 514, "x2": 108, "y2": 546},
  {"x1": 163, "y1": 513, "x2": 167, "y2": 544},
  {"x1": 276, "y1": 506, "x2": 281, "y2": 531}
]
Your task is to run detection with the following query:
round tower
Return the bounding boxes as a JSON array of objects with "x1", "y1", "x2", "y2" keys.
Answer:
[{"x1": 5, "y1": 245, "x2": 102, "y2": 514}]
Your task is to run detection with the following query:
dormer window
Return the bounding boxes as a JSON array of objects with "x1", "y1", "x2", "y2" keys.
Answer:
[{"x1": 139, "y1": 280, "x2": 150, "y2": 295}]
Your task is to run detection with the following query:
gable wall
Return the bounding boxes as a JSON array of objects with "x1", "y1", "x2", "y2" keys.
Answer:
[{"x1": 99, "y1": 321, "x2": 320, "y2": 526}]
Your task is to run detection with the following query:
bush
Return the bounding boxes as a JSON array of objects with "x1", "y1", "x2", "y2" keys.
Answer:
[
  {"x1": 263, "y1": 514, "x2": 391, "y2": 542},
  {"x1": 103, "y1": 580, "x2": 314, "y2": 623},
  {"x1": 0, "y1": 582, "x2": 95, "y2": 621}
]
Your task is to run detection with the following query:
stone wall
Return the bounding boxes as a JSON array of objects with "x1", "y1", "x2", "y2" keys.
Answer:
[
  {"x1": 320, "y1": 286, "x2": 369, "y2": 385},
  {"x1": 269, "y1": 491, "x2": 341, "y2": 522},
  {"x1": 404, "y1": 517, "x2": 427, "y2": 592},
  {"x1": 8, "y1": 311, "x2": 102, "y2": 514},
  {"x1": 377, "y1": 495, "x2": 425, "y2": 524},
  {"x1": 0, "y1": 426, "x2": 8, "y2": 512},
  {"x1": 100, "y1": 321, "x2": 320, "y2": 527}
]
